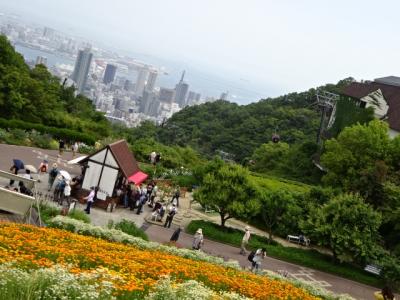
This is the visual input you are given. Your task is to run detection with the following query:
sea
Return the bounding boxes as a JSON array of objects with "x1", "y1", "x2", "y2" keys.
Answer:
[{"x1": 14, "y1": 44, "x2": 269, "y2": 104}]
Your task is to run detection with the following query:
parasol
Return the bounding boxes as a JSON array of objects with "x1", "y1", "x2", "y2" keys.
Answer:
[
  {"x1": 59, "y1": 170, "x2": 72, "y2": 181},
  {"x1": 24, "y1": 165, "x2": 38, "y2": 173}
]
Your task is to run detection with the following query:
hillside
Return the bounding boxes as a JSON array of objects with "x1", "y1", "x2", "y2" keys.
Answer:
[
  {"x1": 0, "y1": 35, "x2": 109, "y2": 143},
  {"x1": 126, "y1": 78, "x2": 353, "y2": 163}
]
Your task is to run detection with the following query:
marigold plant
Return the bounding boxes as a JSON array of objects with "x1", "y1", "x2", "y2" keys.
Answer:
[{"x1": 0, "y1": 222, "x2": 319, "y2": 299}]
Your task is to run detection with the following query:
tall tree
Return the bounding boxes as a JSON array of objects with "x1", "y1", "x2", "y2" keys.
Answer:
[
  {"x1": 258, "y1": 189, "x2": 296, "y2": 241},
  {"x1": 301, "y1": 193, "x2": 382, "y2": 263},
  {"x1": 194, "y1": 158, "x2": 259, "y2": 227},
  {"x1": 321, "y1": 120, "x2": 390, "y2": 204}
]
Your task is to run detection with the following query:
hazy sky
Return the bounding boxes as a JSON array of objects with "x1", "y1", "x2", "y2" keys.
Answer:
[{"x1": 1, "y1": 0, "x2": 400, "y2": 100}]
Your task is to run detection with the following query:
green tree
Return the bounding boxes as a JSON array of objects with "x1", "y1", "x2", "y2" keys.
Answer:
[
  {"x1": 301, "y1": 193, "x2": 382, "y2": 263},
  {"x1": 257, "y1": 189, "x2": 297, "y2": 241},
  {"x1": 321, "y1": 120, "x2": 390, "y2": 203},
  {"x1": 250, "y1": 142, "x2": 289, "y2": 173},
  {"x1": 193, "y1": 159, "x2": 260, "y2": 227}
]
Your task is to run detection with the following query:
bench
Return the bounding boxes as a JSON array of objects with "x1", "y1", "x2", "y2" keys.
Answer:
[
  {"x1": 287, "y1": 235, "x2": 310, "y2": 246},
  {"x1": 364, "y1": 264, "x2": 382, "y2": 275}
]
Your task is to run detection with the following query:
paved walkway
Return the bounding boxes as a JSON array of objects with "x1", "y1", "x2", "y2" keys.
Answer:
[
  {"x1": 145, "y1": 224, "x2": 377, "y2": 300},
  {"x1": 0, "y1": 143, "x2": 385, "y2": 300}
]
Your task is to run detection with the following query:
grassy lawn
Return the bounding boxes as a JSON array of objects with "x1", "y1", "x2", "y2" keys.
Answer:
[
  {"x1": 249, "y1": 173, "x2": 311, "y2": 194},
  {"x1": 187, "y1": 220, "x2": 383, "y2": 288}
]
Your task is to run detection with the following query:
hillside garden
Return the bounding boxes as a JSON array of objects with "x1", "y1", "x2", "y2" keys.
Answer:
[{"x1": 0, "y1": 34, "x2": 399, "y2": 293}]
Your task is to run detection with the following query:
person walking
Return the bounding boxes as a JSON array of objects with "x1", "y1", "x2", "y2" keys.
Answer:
[
  {"x1": 164, "y1": 203, "x2": 177, "y2": 228},
  {"x1": 240, "y1": 226, "x2": 251, "y2": 255},
  {"x1": 59, "y1": 139, "x2": 65, "y2": 156},
  {"x1": 72, "y1": 142, "x2": 79, "y2": 158},
  {"x1": 83, "y1": 186, "x2": 95, "y2": 214},
  {"x1": 170, "y1": 227, "x2": 182, "y2": 243},
  {"x1": 171, "y1": 187, "x2": 180, "y2": 207},
  {"x1": 192, "y1": 228, "x2": 204, "y2": 250},
  {"x1": 48, "y1": 163, "x2": 58, "y2": 191},
  {"x1": 250, "y1": 248, "x2": 267, "y2": 273}
]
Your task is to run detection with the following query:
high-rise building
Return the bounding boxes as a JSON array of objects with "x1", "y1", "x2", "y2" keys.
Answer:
[
  {"x1": 175, "y1": 71, "x2": 189, "y2": 107},
  {"x1": 186, "y1": 91, "x2": 201, "y2": 106},
  {"x1": 146, "y1": 70, "x2": 158, "y2": 91},
  {"x1": 124, "y1": 80, "x2": 134, "y2": 91},
  {"x1": 103, "y1": 64, "x2": 117, "y2": 84},
  {"x1": 220, "y1": 91, "x2": 229, "y2": 101},
  {"x1": 35, "y1": 56, "x2": 47, "y2": 66},
  {"x1": 42, "y1": 27, "x2": 55, "y2": 38},
  {"x1": 140, "y1": 90, "x2": 158, "y2": 115},
  {"x1": 135, "y1": 67, "x2": 149, "y2": 97},
  {"x1": 71, "y1": 48, "x2": 93, "y2": 93},
  {"x1": 159, "y1": 87, "x2": 175, "y2": 103}
]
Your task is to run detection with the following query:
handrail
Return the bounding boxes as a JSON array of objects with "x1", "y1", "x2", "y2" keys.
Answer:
[{"x1": 0, "y1": 170, "x2": 36, "y2": 189}]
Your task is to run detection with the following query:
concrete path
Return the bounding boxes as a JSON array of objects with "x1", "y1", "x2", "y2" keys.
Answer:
[{"x1": 145, "y1": 224, "x2": 378, "y2": 300}]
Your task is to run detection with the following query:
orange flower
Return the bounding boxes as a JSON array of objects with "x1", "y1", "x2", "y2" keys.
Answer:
[{"x1": 0, "y1": 222, "x2": 319, "y2": 299}]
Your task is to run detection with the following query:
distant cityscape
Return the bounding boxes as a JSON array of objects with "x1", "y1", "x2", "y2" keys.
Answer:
[{"x1": 0, "y1": 16, "x2": 230, "y2": 127}]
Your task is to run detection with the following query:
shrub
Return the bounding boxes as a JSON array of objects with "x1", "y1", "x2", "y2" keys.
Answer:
[
  {"x1": 0, "y1": 264, "x2": 115, "y2": 300},
  {"x1": 187, "y1": 219, "x2": 277, "y2": 249},
  {"x1": 186, "y1": 220, "x2": 383, "y2": 288},
  {"x1": 0, "y1": 118, "x2": 96, "y2": 145},
  {"x1": 28, "y1": 130, "x2": 52, "y2": 149},
  {"x1": 112, "y1": 219, "x2": 148, "y2": 241},
  {"x1": 68, "y1": 209, "x2": 91, "y2": 224},
  {"x1": 38, "y1": 203, "x2": 60, "y2": 224}
]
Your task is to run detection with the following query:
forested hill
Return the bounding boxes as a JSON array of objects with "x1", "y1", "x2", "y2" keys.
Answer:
[
  {"x1": 156, "y1": 78, "x2": 353, "y2": 162},
  {"x1": 0, "y1": 35, "x2": 109, "y2": 141}
]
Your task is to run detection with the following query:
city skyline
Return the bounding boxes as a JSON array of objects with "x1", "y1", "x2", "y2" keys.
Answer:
[{"x1": 2, "y1": 0, "x2": 400, "y2": 104}]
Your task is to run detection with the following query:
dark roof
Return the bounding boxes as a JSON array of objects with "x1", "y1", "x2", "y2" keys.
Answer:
[
  {"x1": 374, "y1": 76, "x2": 400, "y2": 87},
  {"x1": 108, "y1": 140, "x2": 139, "y2": 178},
  {"x1": 342, "y1": 82, "x2": 400, "y2": 132},
  {"x1": 81, "y1": 139, "x2": 139, "y2": 178}
]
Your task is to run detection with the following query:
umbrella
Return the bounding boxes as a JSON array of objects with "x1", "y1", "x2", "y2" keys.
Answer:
[
  {"x1": 25, "y1": 165, "x2": 38, "y2": 173},
  {"x1": 59, "y1": 170, "x2": 72, "y2": 181},
  {"x1": 13, "y1": 159, "x2": 24, "y2": 170}
]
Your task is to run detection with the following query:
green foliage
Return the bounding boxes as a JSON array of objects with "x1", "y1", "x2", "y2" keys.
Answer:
[
  {"x1": 187, "y1": 220, "x2": 277, "y2": 248},
  {"x1": 250, "y1": 141, "x2": 322, "y2": 183},
  {"x1": 170, "y1": 175, "x2": 197, "y2": 190},
  {"x1": 38, "y1": 203, "x2": 60, "y2": 224},
  {"x1": 0, "y1": 265, "x2": 114, "y2": 300},
  {"x1": 330, "y1": 96, "x2": 375, "y2": 137},
  {"x1": 130, "y1": 137, "x2": 204, "y2": 170},
  {"x1": 380, "y1": 255, "x2": 400, "y2": 289},
  {"x1": 0, "y1": 35, "x2": 109, "y2": 140},
  {"x1": 250, "y1": 141, "x2": 290, "y2": 172},
  {"x1": 301, "y1": 193, "x2": 382, "y2": 264},
  {"x1": 112, "y1": 219, "x2": 149, "y2": 241},
  {"x1": 157, "y1": 99, "x2": 320, "y2": 162},
  {"x1": 186, "y1": 220, "x2": 382, "y2": 288},
  {"x1": 68, "y1": 210, "x2": 91, "y2": 224},
  {"x1": 257, "y1": 189, "x2": 299, "y2": 241},
  {"x1": 321, "y1": 120, "x2": 390, "y2": 203},
  {"x1": 0, "y1": 118, "x2": 96, "y2": 145},
  {"x1": 193, "y1": 158, "x2": 260, "y2": 227}
]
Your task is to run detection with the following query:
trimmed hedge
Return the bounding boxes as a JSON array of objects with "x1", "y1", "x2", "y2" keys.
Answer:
[
  {"x1": 186, "y1": 220, "x2": 383, "y2": 288},
  {"x1": 0, "y1": 118, "x2": 95, "y2": 145}
]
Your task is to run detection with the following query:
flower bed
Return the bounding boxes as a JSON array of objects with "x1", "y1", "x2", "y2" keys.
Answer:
[{"x1": 0, "y1": 222, "x2": 319, "y2": 299}]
